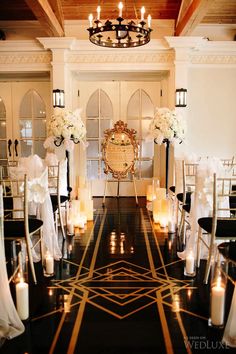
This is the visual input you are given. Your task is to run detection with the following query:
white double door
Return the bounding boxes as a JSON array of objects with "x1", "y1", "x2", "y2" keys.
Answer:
[
  {"x1": 74, "y1": 80, "x2": 161, "y2": 196},
  {"x1": 0, "y1": 81, "x2": 50, "y2": 162}
]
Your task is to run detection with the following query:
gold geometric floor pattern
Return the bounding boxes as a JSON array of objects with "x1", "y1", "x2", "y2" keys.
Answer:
[{"x1": 53, "y1": 259, "x2": 192, "y2": 320}]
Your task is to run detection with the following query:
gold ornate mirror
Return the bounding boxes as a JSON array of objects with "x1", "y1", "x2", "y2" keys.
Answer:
[{"x1": 102, "y1": 120, "x2": 139, "y2": 205}]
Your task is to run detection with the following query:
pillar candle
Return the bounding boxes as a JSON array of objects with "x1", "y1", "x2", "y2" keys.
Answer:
[
  {"x1": 153, "y1": 199, "x2": 161, "y2": 223},
  {"x1": 67, "y1": 220, "x2": 74, "y2": 235},
  {"x1": 71, "y1": 199, "x2": 80, "y2": 214},
  {"x1": 159, "y1": 199, "x2": 168, "y2": 227},
  {"x1": 46, "y1": 254, "x2": 54, "y2": 275},
  {"x1": 79, "y1": 188, "x2": 89, "y2": 212},
  {"x1": 211, "y1": 278, "x2": 225, "y2": 326},
  {"x1": 155, "y1": 188, "x2": 166, "y2": 200},
  {"x1": 78, "y1": 176, "x2": 86, "y2": 188},
  {"x1": 146, "y1": 185, "x2": 153, "y2": 202},
  {"x1": 16, "y1": 278, "x2": 29, "y2": 320},
  {"x1": 168, "y1": 221, "x2": 176, "y2": 233},
  {"x1": 86, "y1": 199, "x2": 94, "y2": 221},
  {"x1": 186, "y1": 252, "x2": 195, "y2": 274}
]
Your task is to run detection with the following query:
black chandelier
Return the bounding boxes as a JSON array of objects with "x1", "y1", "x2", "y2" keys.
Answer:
[{"x1": 87, "y1": 2, "x2": 152, "y2": 48}]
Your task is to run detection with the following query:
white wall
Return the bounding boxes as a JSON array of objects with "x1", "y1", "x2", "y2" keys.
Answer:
[{"x1": 185, "y1": 66, "x2": 236, "y2": 158}]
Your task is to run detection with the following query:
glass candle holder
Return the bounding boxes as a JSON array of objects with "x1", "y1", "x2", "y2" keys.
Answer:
[
  {"x1": 208, "y1": 261, "x2": 227, "y2": 328},
  {"x1": 184, "y1": 249, "x2": 196, "y2": 277},
  {"x1": 44, "y1": 252, "x2": 55, "y2": 277}
]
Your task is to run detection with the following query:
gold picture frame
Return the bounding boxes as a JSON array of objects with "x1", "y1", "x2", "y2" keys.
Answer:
[{"x1": 102, "y1": 120, "x2": 139, "y2": 205}]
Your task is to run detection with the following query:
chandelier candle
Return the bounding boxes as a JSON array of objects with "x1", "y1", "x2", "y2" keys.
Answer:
[
  {"x1": 118, "y1": 2, "x2": 123, "y2": 17},
  {"x1": 87, "y1": 2, "x2": 152, "y2": 48},
  {"x1": 141, "y1": 6, "x2": 145, "y2": 21},
  {"x1": 97, "y1": 6, "x2": 101, "y2": 20}
]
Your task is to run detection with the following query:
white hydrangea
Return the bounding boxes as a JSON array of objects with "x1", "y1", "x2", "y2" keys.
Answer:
[
  {"x1": 44, "y1": 107, "x2": 87, "y2": 151},
  {"x1": 149, "y1": 107, "x2": 186, "y2": 145}
]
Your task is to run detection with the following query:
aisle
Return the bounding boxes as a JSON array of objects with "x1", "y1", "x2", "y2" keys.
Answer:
[{"x1": 2, "y1": 198, "x2": 233, "y2": 354}]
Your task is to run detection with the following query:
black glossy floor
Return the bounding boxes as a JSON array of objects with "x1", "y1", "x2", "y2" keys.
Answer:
[{"x1": 2, "y1": 197, "x2": 236, "y2": 354}]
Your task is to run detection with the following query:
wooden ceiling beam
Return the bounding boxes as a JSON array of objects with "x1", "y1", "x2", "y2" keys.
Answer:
[
  {"x1": 25, "y1": 0, "x2": 64, "y2": 37},
  {"x1": 175, "y1": 0, "x2": 215, "y2": 36},
  {"x1": 48, "y1": 0, "x2": 64, "y2": 29}
]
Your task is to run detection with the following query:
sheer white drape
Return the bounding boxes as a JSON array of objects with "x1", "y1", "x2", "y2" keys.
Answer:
[
  {"x1": 9, "y1": 155, "x2": 62, "y2": 260},
  {"x1": 177, "y1": 157, "x2": 227, "y2": 260},
  {"x1": 0, "y1": 186, "x2": 25, "y2": 346}
]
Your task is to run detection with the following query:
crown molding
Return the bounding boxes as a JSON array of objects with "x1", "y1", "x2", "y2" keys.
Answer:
[
  {"x1": 37, "y1": 37, "x2": 77, "y2": 50},
  {"x1": 67, "y1": 51, "x2": 174, "y2": 65},
  {"x1": 189, "y1": 54, "x2": 236, "y2": 65},
  {"x1": 0, "y1": 40, "x2": 45, "y2": 52},
  {"x1": 165, "y1": 36, "x2": 206, "y2": 50}
]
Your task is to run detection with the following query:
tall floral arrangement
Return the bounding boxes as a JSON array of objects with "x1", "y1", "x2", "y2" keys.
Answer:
[
  {"x1": 149, "y1": 107, "x2": 186, "y2": 145},
  {"x1": 44, "y1": 107, "x2": 87, "y2": 151}
]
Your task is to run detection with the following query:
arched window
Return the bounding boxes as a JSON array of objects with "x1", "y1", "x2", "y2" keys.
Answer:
[
  {"x1": 127, "y1": 89, "x2": 154, "y2": 178},
  {"x1": 19, "y1": 90, "x2": 46, "y2": 157},
  {"x1": 86, "y1": 89, "x2": 113, "y2": 179}
]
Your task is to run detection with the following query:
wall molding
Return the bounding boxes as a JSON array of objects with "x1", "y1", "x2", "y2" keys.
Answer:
[
  {"x1": 190, "y1": 54, "x2": 236, "y2": 65},
  {"x1": 0, "y1": 52, "x2": 51, "y2": 65},
  {"x1": 67, "y1": 51, "x2": 174, "y2": 64}
]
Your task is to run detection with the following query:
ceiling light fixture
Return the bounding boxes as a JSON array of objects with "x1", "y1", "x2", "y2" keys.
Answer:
[{"x1": 87, "y1": 2, "x2": 152, "y2": 48}]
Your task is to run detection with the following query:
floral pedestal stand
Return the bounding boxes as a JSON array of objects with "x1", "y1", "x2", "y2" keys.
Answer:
[
  {"x1": 54, "y1": 135, "x2": 80, "y2": 199},
  {"x1": 154, "y1": 138, "x2": 170, "y2": 191}
]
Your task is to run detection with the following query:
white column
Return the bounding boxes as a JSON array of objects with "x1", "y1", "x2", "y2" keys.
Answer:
[
  {"x1": 165, "y1": 37, "x2": 204, "y2": 160},
  {"x1": 36, "y1": 38, "x2": 78, "y2": 194}
]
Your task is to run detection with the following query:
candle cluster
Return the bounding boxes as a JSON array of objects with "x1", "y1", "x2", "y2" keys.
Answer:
[
  {"x1": 88, "y1": 2, "x2": 152, "y2": 28},
  {"x1": 67, "y1": 176, "x2": 94, "y2": 235},
  {"x1": 146, "y1": 179, "x2": 176, "y2": 233}
]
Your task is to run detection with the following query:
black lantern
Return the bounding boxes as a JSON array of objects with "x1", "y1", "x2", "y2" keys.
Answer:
[
  {"x1": 175, "y1": 88, "x2": 187, "y2": 107},
  {"x1": 53, "y1": 89, "x2": 65, "y2": 108}
]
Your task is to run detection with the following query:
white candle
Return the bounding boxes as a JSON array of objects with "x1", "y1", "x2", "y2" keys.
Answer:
[
  {"x1": 146, "y1": 185, "x2": 153, "y2": 202},
  {"x1": 16, "y1": 278, "x2": 29, "y2": 320},
  {"x1": 147, "y1": 14, "x2": 151, "y2": 28},
  {"x1": 46, "y1": 254, "x2": 54, "y2": 275},
  {"x1": 186, "y1": 252, "x2": 195, "y2": 274},
  {"x1": 160, "y1": 216, "x2": 168, "y2": 228},
  {"x1": 118, "y1": 2, "x2": 123, "y2": 17},
  {"x1": 155, "y1": 188, "x2": 166, "y2": 200},
  {"x1": 211, "y1": 278, "x2": 225, "y2": 326},
  {"x1": 79, "y1": 187, "x2": 89, "y2": 212},
  {"x1": 168, "y1": 221, "x2": 176, "y2": 233},
  {"x1": 86, "y1": 199, "x2": 94, "y2": 221},
  {"x1": 67, "y1": 221, "x2": 74, "y2": 235},
  {"x1": 97, "y1": 6, "x2": 101, "y2": 20},
  {"x1": 141, "y1": 6, "x2": 145, "y2": 21},
  {"x1": 88, "y1": 13, "x2": 93, "y2": 27},
  {"x1": 153, "y1": 199, "x2": 161, "y2": 223}
]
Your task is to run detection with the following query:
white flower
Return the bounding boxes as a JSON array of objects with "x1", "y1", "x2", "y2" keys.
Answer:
[
  {"x1": 45, "y1": 107, "x2": 87, "y2": 150},
  {"x1": 149, "y1": 107, "x2": 186, "y2": 145}
]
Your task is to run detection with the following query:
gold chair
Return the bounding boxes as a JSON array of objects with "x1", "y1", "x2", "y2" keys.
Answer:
[
  {"x1": 1, "y1": 174, "x2": 44, "y2": 284},
  {"x1": 177, "y1": 161, "x2": 198, "y2": 245},
  {"x1": 197, "y1": 173, "x2": 236, "y2": 284},
  {"x1": 48, "y1": 162, "x2": 69, "y2": 240}
]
